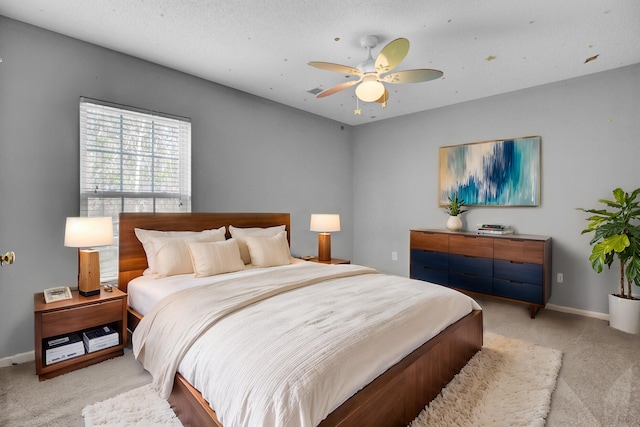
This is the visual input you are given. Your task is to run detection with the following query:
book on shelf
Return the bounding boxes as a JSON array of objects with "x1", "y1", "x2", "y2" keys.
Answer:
[
  {"x1": 45, "y1": 333, "x2": 85, "y2": 365},
  {"x1": 477, "y1": 224, "x2": 507, "y2": 230},
  {"x1": 477, "y1": 228, "x2": 514, "y2": 235},
  {"x1": 83, "y1": 325, "x2": 119, "y2": 353}
]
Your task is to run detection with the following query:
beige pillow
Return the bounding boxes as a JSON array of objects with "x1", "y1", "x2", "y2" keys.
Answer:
[
  {"x1": 135, "y1": 227, "x2": 226, "y2": 274},
  {"x1": 147, "y1": 237, "x2": 197, "y2": 277},
  {"x1": 187, "y1": 239, "x2": 245, "y2": 277},
  {"x1": 244, "y1": 231, "x2": 291, "y2": 268},
  {"x1": 229, "y1": 225, "x2": 286, "y2": 264}
]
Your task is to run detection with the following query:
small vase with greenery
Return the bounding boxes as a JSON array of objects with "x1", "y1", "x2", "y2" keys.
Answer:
[
  {"x1": 578, "y1": 187, "x2": 640, "y2": 300},
  {"x1": 445, "y1": 192, "x2": 467, "y2": 231},
  {"x1": 445, "y1": 192, "x2": 468, "y2": 216}
]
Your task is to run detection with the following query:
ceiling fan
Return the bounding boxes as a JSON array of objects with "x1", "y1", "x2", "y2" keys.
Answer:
[{"x1": 308, "y1": 35, "x2": 443, "y2": 106}]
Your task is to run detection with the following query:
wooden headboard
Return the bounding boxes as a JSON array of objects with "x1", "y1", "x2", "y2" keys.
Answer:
[{"x1": 118, "y1": 212, "x2": 290, "y2": 293}]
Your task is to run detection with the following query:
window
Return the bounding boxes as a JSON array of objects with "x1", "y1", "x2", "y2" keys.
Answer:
[{"x1": 79, "y1": 97, "x2": 192, "y2": 281}]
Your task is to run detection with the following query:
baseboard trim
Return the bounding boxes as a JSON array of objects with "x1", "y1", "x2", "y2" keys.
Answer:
[
  {"x1": 0, "y1": 350, "x2": 35, "y2": 367},
  {"x1": 546, "y1": 303, "x2": 609, "y2": 321}
]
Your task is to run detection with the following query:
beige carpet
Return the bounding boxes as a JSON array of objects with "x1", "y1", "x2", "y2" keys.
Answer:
[
  {"x1": 80, "y1": 333, "x2": 561, "y2": 426},
  {"x1": 0, "y1": 348, "x2": 151, "y2": 427}
]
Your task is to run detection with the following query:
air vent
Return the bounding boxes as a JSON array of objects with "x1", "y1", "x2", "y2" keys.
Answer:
[{"x1": 307, "y1": 88, "x2": 323, "y2": 95}]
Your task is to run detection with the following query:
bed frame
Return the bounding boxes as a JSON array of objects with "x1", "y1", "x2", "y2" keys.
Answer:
[{"x1": 118, "y1": 212, "x2": 483, "y2": 427}]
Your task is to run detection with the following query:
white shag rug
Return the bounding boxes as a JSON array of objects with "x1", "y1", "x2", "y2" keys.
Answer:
[
  {"x1": 82, "y1": 383, "x2": 182, "y2": 426},
  {"x1": 410, "y1": 332, "x2": 563, "y2": 427},
  {"x1": 83, "y1": 332, "x2": 561, "y2": 426}
]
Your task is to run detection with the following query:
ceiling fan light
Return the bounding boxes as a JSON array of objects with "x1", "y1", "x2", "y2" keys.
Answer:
[{"x1": 356, "y1": 80, "x2": 385, "y2": 102}]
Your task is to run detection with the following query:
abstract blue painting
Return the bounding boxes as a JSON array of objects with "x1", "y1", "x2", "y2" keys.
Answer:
[{"x1": 439, "y1": 136, "x2": 540, "y2": 206}]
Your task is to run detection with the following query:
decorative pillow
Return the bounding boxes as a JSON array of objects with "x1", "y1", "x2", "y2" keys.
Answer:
[
  {"x1": 135, "y1": 227, "x2": 226, "y2": 275},
  {"x1": 244, "y1": 231, "x2": 291, "y2": 268},
  {"x1": 187, "y1": 239, "x2": 245, "y2": 277},
  {"x1": 229, "y1": 225, "x2": 286, "y2": 264}
]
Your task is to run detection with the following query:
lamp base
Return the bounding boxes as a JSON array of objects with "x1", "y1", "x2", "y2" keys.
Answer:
[
  {"x1": 78, "y1": 249, "x2": 101, "y2": 297},
  {"x1": 317, "y1": 233, "x2": 331, "y2": 262},
  {"x1": 79, "y1": 288, "x2": 101, "y2": 297}
]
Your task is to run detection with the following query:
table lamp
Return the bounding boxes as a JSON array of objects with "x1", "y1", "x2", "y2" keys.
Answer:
[
  {"x1": 310, "y1": 214, "x2": 340, "y2": 262},
  {"x1": 64, "y1": 217, "x2": 114, "y2": 296}
]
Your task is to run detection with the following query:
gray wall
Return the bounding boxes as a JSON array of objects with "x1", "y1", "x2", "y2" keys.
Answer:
[
  {"x1": 352, "y1": 63, "x2": 640, "y2": 314},
  {"x1": 0, "y1": 17, "x2": 353, "y2": 358}
]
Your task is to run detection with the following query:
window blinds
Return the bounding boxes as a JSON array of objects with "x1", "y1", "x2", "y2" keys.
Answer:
[
  {"x1": 80, "y1": 98, "x2": 192, "y2": 217},
  {"x1": 79, "y1": 98, "x2": 192, "y2": 281}
]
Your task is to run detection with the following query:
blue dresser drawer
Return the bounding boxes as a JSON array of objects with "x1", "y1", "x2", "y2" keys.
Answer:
[
  {"x1": 493, "y1": 278, "x2": 542, "y2": 304},
  {"x1": 494, "y1": 259, "x2": 543, "y2": 285},
  {"x1": 449, "y1": 271, "x2": 492, "y2": 294},
  {"x1": 411, "y1": 249, "x2": 448, "y2": 269},
  {"x1": 411, "y1": 265, "x2": 449, "y2": 285},
  {"x1": 449, "y1": 254, "x2": 493, "y2": 276}
]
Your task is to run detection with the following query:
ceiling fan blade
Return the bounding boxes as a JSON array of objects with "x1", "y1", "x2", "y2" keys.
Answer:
[
  {"x1": 316, "y1": 80, "x2": 359, "y2": 98},
  {"x1": 375, "y1": 38, "x2": 409, "y2": 74},
  {"x1": 382, "y1": 69, "x2": 443, "y2": 84},
  {"x1": 308, "y1": 61, "x2": 362, "y2": 76}
]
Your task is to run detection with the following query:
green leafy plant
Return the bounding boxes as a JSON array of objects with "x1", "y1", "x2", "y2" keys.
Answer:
[
  {"x1": 445, "y1": 192, "x2": 468, "y2": 216},
  {"x1": 578, "y1": 187, "x2": 640, "y2": 299}
]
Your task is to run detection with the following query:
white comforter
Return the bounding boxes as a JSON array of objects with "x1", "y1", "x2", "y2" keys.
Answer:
[{"x1": 132, "y1": 262, "x2": 480, "y2": 427}]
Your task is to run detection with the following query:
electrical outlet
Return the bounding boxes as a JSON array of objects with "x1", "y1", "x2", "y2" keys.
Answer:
[
  {"x1": 391, "y1": 251, "x2": 398, "y2": 261},
  {"x1": 557, "y1": 273, "x2": 563, "y2": 283}
]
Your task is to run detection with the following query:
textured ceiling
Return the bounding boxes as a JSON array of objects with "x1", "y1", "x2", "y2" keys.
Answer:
[{"x1": 1, "y1": 0, "x2": 639, "y2": 125}]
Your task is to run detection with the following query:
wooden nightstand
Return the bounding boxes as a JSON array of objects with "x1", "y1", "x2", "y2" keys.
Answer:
[
  {"x1": 308, "y1": 257, "x2": 351, "y2": 265},
  {"x1": 34, "y1": 287, "x2": 127, "y2": 380}
]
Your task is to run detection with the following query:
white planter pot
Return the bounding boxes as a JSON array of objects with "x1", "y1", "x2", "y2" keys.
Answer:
[
  {"x1": 608, "y1": 293, "x2": 640, "y2": 334},
  {"x1": 446, "y1": 215, "x2": 463, "y2": 232}
]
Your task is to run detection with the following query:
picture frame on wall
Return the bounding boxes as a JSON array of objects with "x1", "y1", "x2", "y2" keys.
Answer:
[{"x1": 438, "y1": 136, "x2": 541, "y2": 207}]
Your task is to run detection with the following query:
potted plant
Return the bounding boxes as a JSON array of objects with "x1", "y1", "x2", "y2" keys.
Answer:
[
  {"x1": 445, "y1": 192, "x2": 467, "y2": 232},
  {"x1": 579, "y1": 187, "x2": 640, "y2": 333}
]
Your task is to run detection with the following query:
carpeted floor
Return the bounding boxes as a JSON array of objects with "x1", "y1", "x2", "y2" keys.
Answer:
[
  {"x1": 2, "y1": 298, "x2": 639, "y2": 426},
  {"x1": 0, "y1": 347, "x2": 151, "y2": 427},
  {"x1": 479, "y1": 298, "x2": 640, "y2": 427}
]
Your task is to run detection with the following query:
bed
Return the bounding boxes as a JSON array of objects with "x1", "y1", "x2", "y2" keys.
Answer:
[{"x1": 118, "y1": 212, "x2": 483, "y2": 427}]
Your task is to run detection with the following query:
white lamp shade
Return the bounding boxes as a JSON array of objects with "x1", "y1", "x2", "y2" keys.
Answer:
[
  {"x1": 310, "y1": 214, "x2": 341, "y2": 233},
  {"x1": 355, "y1": 80, "x2": 385, "y2": 102},
  {"x1": 64, "y1": 217, "x2": 114, "y2": 248}
]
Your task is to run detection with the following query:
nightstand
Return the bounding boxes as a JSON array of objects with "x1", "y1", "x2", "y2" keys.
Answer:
[
  {"x1": 308, "y1": 257, "x2": 351, "y2": 265},
  {"x1": 34, "y1": 286, "x2": 127, "y2": 380}
]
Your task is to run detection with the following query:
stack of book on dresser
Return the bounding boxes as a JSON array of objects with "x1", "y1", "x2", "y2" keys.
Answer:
[
  {"x1": 82, "y1": 325, "x2": 119, "y2": 353},
  {"x1": 45, "y1": 333, "x2": 85, "y2": 365},
  {"x1": 476, "y1": 224, "x2": 514, "y2": 235}
]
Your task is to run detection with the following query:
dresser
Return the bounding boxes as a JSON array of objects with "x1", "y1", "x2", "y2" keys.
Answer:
[{"x1": 410, "y1": 229, "x2": 552, "y2": 318}]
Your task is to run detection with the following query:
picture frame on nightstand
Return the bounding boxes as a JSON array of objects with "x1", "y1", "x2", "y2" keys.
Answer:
[{"x1": 43, "y1": 286, "x2": 72, "y2": 303}]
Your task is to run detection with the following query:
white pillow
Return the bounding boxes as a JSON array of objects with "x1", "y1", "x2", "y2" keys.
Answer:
[
  {"x1": 229, "y1": 225, "x2": 286, "y2": 264},
  {"x1": 187, "y1": 239, "x2": 245, "y2": 277},
  {"x1": 135, "y1": 227, "x2": 226, "y2": 275},
  {"x1": 244, "y1": 231, "x2": 291, "y2": 268}
]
